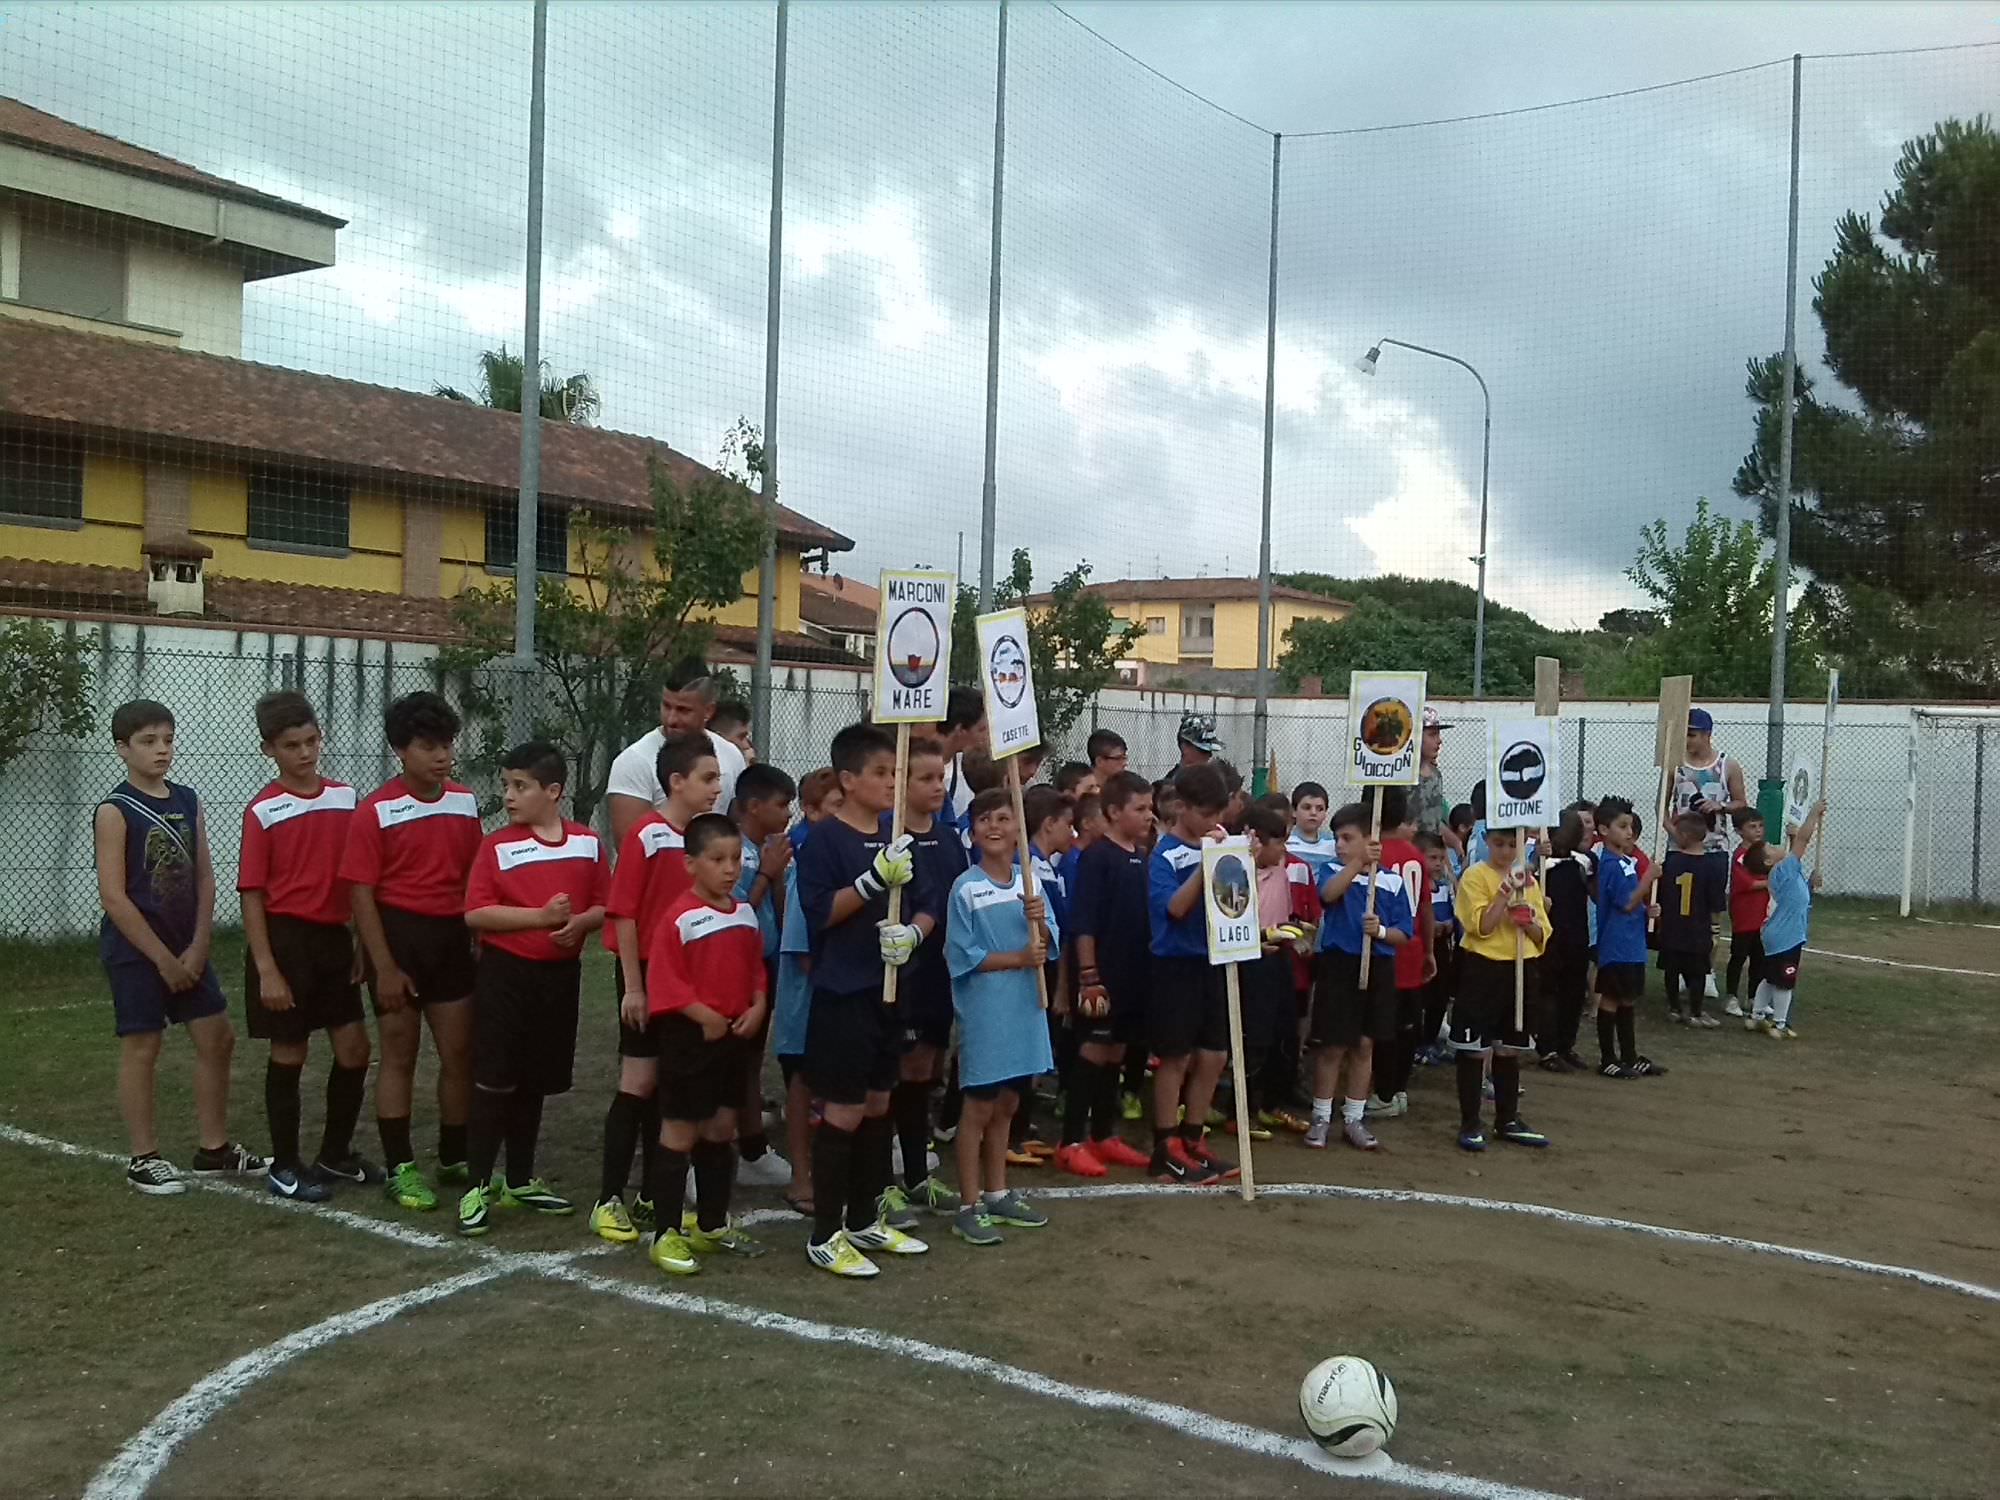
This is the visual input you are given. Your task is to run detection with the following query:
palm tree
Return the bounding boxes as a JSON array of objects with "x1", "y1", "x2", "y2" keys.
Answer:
[{"x1": 434, "y1": 345, "x2": 601, "y2": 424}]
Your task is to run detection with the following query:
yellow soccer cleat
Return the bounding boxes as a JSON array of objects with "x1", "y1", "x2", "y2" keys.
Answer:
[
  {"x1": 589, "y1": 1197, "x2": 638, "y2": 1244},
  {"x1": 806, "y1": 1228, "x2": 880, "y2": 1278},
  {"x1": 648, "y1": 1229, "x2": 700, "y2": 1276}
]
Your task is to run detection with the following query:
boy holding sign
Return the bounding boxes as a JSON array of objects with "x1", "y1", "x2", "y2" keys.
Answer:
[{"x1": 1451, "y1": 827, "x2": 1552, "y2": 1151}]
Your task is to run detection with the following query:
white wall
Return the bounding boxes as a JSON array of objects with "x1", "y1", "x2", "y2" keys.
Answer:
[
  {"x1": 0, "y1": 205, "x2": 19, "y2": 300},
  {"x1": 125, "y1": 239, "x2": 244, "y2": 355}
]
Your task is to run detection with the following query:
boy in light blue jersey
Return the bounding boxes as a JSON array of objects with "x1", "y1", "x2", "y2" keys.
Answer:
[
  {"x1": 731, "y1": 763, "x2": 795, "y2": 1187},
  {"x1": 1285, "y1": 781, "x2": 1338, "y2": 882},
  {"x1": 1745, "y1": 799, "x2": 1824, "y2": 1040},
  {"x1": 946, "y1": 787, "x2": 1056, "y2": 1245}
]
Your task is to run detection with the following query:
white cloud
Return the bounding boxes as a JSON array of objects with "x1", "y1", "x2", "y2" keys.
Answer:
[{"x1": 788, "y1": 193, "x2": 950, "y2": 350}]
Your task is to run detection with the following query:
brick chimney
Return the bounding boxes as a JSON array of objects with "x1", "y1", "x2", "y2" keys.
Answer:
[{"x1": 144, "y1": 536, "x2": 212, "y2": 617}]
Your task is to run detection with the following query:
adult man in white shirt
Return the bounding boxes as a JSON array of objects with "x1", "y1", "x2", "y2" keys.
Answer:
[{"x1": 605, "y1": 666, "x2": 747, "y2": 847}]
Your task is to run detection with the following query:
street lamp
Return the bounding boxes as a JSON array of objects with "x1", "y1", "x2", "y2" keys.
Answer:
[{"x1": 1358, "y1": 337, "x2": 1493, "y2": 698}]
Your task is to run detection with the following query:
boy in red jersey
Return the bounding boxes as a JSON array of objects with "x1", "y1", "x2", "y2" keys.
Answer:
[
  {"x1": 591, "y1": 732, "x2": 721, "y2": 1244},
  {"x1": 1368, "y1": 789, "x2": 1433, "y2": 1124},
  {"x1": 641, "y1": 813, "x2": 771, "y2": 1275},
  {"x1": 457, "y1": 743, "x2": 609, "y2": 1236},
  {"x1": 1724, "y1": 809, "x2": 1771, "y2": 1018},
  {"x1": 341, "y1": 691, "x2": 485, "y2": 1212},
  {"x1": 239, "y1": 691, "x2": 369, "y2": 1203}
]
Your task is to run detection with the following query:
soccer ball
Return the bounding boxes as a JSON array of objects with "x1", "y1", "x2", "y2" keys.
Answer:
[{"x1": 1298, "y1": 1355, "x2": 1398, "y2": 1457}]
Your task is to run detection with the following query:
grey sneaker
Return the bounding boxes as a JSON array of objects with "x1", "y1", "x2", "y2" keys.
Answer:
[
  {"x1": 1364, "y1": 1092, "x2": 1408, "y2": 1118},
  {"x1": 980, "y1": 1190, "x2": 1047, "y2": 1228},
  {"x1": 952, "y1": 1204, "x2": 1003, "y2": 1247},
  {"x1": 877, "y1": 1185, "x2": 922, "y2": 1231},
  {"x1": 1342, "y1": 1119, "x2": 1380, "y2": 1152},
  {"x1": 1303, "y1": 1118, "x2": 1331, "y2": 1149}
]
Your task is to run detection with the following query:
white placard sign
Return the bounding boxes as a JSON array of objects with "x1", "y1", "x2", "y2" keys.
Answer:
[
  {"x1": 1486, "y1": 716, "x2": 1561, "y2": 830},
  {"x1": 1202, "y1": 836, "x2": 1260, "y2": 966},
  {"x1": 1785, "y1": 755, "x2": 1815, "y2": 831},
  {"x1": 975, "y1": 606, "x2": 1041, "y2": 759},
  {"x1": 873, "y1": 570, "x2": 955, "y2": 724},
  {"x1": 1345, "y1": 671, "x2": 1427, "y2": 787}
]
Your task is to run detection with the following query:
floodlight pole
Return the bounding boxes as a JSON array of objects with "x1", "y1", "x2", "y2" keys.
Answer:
[
  {"x1": 511, "y1": 0, "x2": 549, "y2": 744},
  {"x1": 1764, "y1": 53, "x2": 1804, "y2": 791},
  {"x1": 752, "y1": 0, "x2": 788, "y2": 754},
  {"x1": 1251, "y1": 133, "x2": 1281, "y2": 790},
  {"x1": 977, "y1": 0, "x2": 1008, "y2": 610}
]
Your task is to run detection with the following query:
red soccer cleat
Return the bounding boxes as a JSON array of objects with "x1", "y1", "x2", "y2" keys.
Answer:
[
  {"x1": 1088, "y1": 1136, "x2": 1151, "y2": 1170},
  {"x1": 1053, "y1": 1143, "x2": 1107, "y2": 1178}
]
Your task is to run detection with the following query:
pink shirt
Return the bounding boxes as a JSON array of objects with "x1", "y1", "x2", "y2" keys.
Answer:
[{"x1": 1256, "y1": 865, "x2": 1291, "y2": 930}]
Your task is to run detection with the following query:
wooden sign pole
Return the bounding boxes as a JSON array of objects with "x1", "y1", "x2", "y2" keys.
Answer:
[
  {"x1": 1811, "y1": 669, "x2": 1839, "y2": 882},
  {"x1": 1647, "y1": 676, "x2": 1694, "y2": 932},
  {"x1": 882, "y1": 722, "x2": 912, "y2": 1007},
  {"x1": 1357, "y1": 785, "x2": 1384, "y2": 987},
  {"x1": 1007, "y1": 756, "x2": 1051, "y2": 1011},
  {"x1": 1223, "y1": 961, "x2": 1256, "y2": 1201},
  {"x1": 1517, "y1": 657, "x2": 1562, "y2": 1029}
]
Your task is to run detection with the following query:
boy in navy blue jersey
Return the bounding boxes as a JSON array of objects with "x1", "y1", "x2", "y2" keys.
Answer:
[
  {"x1": 1657, "y1": 813, "x2": 1728, "y2": 1028},
  {"x1": 1011, "y1": 783, "x2": 1076, "y2": 1164},
  {"x1": 1145, "y1": 763, "x2": 1237, "y2": 1185},
  {"x1": 95, "y1": 700, "x2": 264, "y2": 1194},
  {"x1": 1307, "y1": 801, "x2": 1413, "y2": 1152},
  {"x1": 1593, "y1": 795, "x2": 1667, "y2": 1079},
  {"x1": 730, "y1": 762, "x2": 796, "y2": 1188},
  {"x1": 884, "y1": 737, "x2": 965, "y2": 1216},
  {"x1": 1416, "y1": 830, "x2": 1459, "y2": 1065},
  {"x1": 795, "y1": 722, "x2": 930, "y2": 1278}
]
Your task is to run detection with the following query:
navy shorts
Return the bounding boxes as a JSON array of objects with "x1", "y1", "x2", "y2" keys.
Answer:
[
  {"x1": 805, "y1": 986, "x2": 899, "y2": 1105},
  {"x1": 1763, "y1": 944, "x2": 1804, "y2": 989},
  {"x1": 107, "y1": 957, "x2": 226, "y2": 1037},
  {"x1": 899, "y1": 958, "x2": 954, "y2": 1052},
  {"x1": 1595, "y1": 961, "x2": 1647, "y2": 1002}
]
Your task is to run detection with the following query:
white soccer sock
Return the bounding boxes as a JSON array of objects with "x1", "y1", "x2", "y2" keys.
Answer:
[
  {"x1": 1342, "y1": 1097, "x2": 1367, "y2": 1125},
  {"x1": 1751, "y1": 980, "x2": 1774, "y2": 1019},
  {"x1": 983, "y1": 1188, "x2": 1007, "y2": 1205},
  {"x1": 1311, "y1": 1097, "x2": 1334, "y2": 1124},
  {"x1": 1772, "y1": 987, "x2": 1795, "y2": 1026},
  {"x1": 1703, "y1": 972, "x2": 1719, "y2": 999}
]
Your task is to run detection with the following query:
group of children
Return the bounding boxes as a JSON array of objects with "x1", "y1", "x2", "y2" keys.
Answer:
[{"x1": 96, "y1": 690, "x2": 1824, "y2": 1282}]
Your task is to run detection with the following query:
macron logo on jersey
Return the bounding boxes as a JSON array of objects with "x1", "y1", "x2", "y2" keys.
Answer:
[
  {"x1": 964, "y1": 878, "x2": 1025, "y2": 913},
  {"x1": 675, "y1": 902, "x2": 758, "y2": 943},
  {"x1": 638, "y1": 822, "x2": 687, "y2": 858},
  {"x1": 376, "y1": 790, "x2": 480, "y2": 829},
  {"x1": 494, "y1": 832, "x2": 601, "y2": 872},
  {"x1": 1158, "y1": 844, "x2": 1201, "y2": 873},
  {"x1": 250, "y1": 784, "x2": 356, "y2": 829}
]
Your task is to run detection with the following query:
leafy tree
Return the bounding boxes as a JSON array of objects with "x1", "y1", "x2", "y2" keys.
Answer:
[
  {"x1": 0, "y1": 620, "x2": 93, "y2": 771},
  {"x1": 1275, "y1": 599, "x2": 1560, "y2": 699},
  {"x1": 435, "y1": 345, "x2": 602, "y2": 425},
  {"x1": 1598, "y1": 608, "x2": 1662, "y2": 638},
  {"x1": 441, "y1": 454, "x2": 764, "y2": 823},
  {"x1": 949, "y1": 550, "x2": 1140, "y2": 752},
  {"x1": 1281, "y1": 572, "x2": 1548, "y2": 633},
  {"x1": 1736, "y1": 115, "x2": 2000, "y2": 695}
]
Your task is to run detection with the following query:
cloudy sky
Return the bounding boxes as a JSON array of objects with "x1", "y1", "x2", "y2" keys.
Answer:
[{"x1": 3, "y1": 1, "x2": 1993, "y2": 629}]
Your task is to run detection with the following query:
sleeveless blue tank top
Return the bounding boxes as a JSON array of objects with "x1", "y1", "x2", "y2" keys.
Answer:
[{"x1": 98, "y1": 781, "x2": 202, "y2": 963}]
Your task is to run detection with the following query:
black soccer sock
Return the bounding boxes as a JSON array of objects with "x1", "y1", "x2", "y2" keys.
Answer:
[
  {"x1": 692, "y1": 1139, "x2": 735, "y2": 1232},
  {"x1": 1689, "y1": 974, "x2": 1706, "y2": 1019},
  {"x1": 467, "y1": 1086, "x2": 509, "y2": 1188},
  {"x1": 637, "y1": 1093, "x2": 661, "y2": 1202},
  {"x1": 1177, "y1": 1114, "x2": 1201, "y2": 1146},
  {"x1": 600, "y1": 1091, "x2": 645, "y2": 1202},
  {"x1": 1596, "y1": 1010, "x2": 1618, "y2": 1068},
  {"x1": 503, "y1": 1091, "x2": 545, "y2": 1188},
  {"x1": 655, "y1": 1144, "x2": 691, "y2": 1223},
  {"x1": 319, "y1": 1062, "x2": 367, "y2": 1163},
  {"x1": 1455, "y1": 1053, "x2": 1485, "y2": 1131},
  {"x1": 1616, "y1": 1006, "x2": 1639, "y2": 1067},
  {"x1": 1089, "y1": 1058, "x2": 1121, "y2": 1141},
  {"x1": 1062, "y1": 1060, "x2": 1100, "y2": 1147},
  {"x1": 438, "y1": 1121, "x2": 468, "y2": 1169},
  {"x1": 1493, "y1": 1057, "x2": 1522, "y2": 1125},
  {"x1": 1122, "y1": 1049, "x2": 1148, "y2": 1098},
  {"x1": 810, "y1": 1123, "x2": 854, "y2": 1246},
  {"x1": 1010, "y1": 1088, "x2": 1035, "y2": 1147},
  {"x1": 1242, "y1": 1047, "x2": 1269, "y2": 1117},
  {"x1": 1150, "y1": 1125, "x2": 1173, "y2": 1167},
  {"x1": 378, "y1": 1114, "x2": 414, "y2": 1170},
  {"x1": 892, "y1": 1079, "x2": 931, "y2": 1189},
  {"x1": 1395, "y1": 1032, "x2": 1419, "y2": 1096},
  {"x1": 847, "y1": 1113, "x2": 893, "y2": 1232},
  {"x1": 266, "y1": 1059, "x2": 303, "y2": 1173},
  {"x1": 738, "y1": 1129, "x2": 769, "y2": 1164}
]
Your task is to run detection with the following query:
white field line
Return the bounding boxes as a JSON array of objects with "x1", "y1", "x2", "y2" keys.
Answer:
[
  {"x1": 1806, "y1": 946, "x2": 2000, "y2": 980},
  {"x1": 1912, "y1": 916, "x2": 2000, "y2": 933},
  {"x1": 546, "y1": 1261, "x2": 1572, "y2": 1500}
]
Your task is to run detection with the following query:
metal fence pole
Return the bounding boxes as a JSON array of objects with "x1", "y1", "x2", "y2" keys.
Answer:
[
  {"x1": 1575, "y1": 715, "x2": 1587, "y2": 801},
  {"x1": 510, "y1": 0, "x2": 549, "y2": 745},
  {"x1": 1974, "y1": 724, "x2": 1987, "y2": 904},
  {"x1": 1761, "y1": 52, "x2": 1803, "y2": 805},
  {"x1": 752, "y1": 0, "x2": 788, "y2": 751},
  {"x1": 1250, "y1": 133, "x2": 1281, "y2": 791},
  {"x1": 1900, "y1": 714, "x2": 1920, "y2": 918},
  {"x1": 976, "y1": 0, "x2": 1008, "y2": 610}
]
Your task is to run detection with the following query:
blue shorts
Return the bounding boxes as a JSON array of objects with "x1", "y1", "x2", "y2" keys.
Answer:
[
  {"x1": 771, "y1": 953, "x2": 811, "y2": 1060},
  {"x1": 107, "y1": 957, "x2": 227, "y2": 1036}
]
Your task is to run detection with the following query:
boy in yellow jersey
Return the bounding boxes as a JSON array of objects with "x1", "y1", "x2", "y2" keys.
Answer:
[{"x1": 1450, "y1": 826, "x2": 1552, "y2": 1152}]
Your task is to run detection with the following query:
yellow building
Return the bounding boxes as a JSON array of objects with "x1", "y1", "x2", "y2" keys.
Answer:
[
  {"x1": 0, "y1": 96, "x2": 851, "y2": 658},
  {"x1": 1026, "y1": 576, "x2": 1351, "y2": 683}
]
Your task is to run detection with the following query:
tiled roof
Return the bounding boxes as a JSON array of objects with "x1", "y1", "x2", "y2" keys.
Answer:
[
  {"x1": 1021, "y1": 576, "x2": 1354, "y2": 608},
  {"x1": 0, "y1": 556, "x2": 858, "y2": 664},
  {"x1": 0, "y1": 319, "x2": 854, "y2": 553},
  {"x1": 0, "y1": 95, "x2": 346, "y2": 228},
  {"x1": 799, "y1": 575, "x2": 878, "y2": 634}
]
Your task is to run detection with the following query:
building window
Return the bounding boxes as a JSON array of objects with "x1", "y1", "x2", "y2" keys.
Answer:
[
  {"x1": 485, "y1": 501, "x2": 570, "y2": 576},
  {"x1": 1145, "y1": 615, "x2": 1167, "y2": 635},
  {"x1": 1182, "y1": 611, "x2": 1214, "y2": 640},
  {"x1": 0, "y1": 429, "x2": 86, "y2": 524},
  {"x1": 17, "y1": 226, "x2": 126, "y2": 323},
  {"x1": 247, "y1": 466, "x2": 350, "y2": 553}
]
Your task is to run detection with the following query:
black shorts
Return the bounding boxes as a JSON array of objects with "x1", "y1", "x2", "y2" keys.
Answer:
[
  {"x1": 609, "y1": 957, "x2": 658, "y2": 1059},
  {"x1": 1077, "y1": 959, "x2": 1148, "y2": 1048},
  {"x1": 804, "y1": 986, "x2": 899, "y2": 1105},
  {"x1": 899, "y1": 957, "x2": 954, "y2": 1052},
  {"x1": 1763, "y1": 944, "x2": 1804, "y2": 989},
  {"x1": 1658, "y1": 948, "x2": 1713, "y2": 996},
  {"x1": 1595, "y1": 961, "x2": 1646, "y2": 1002},
  {"x1": 1239, "y1": 951, "x2": 1293, "y2": 1051},
  {"x1": 1308, "y1": 949, "x2": 1396, "y2": 1049},
  {"x1": 1450, "y1": 952, "x2": 1543, "y2": 1055},
  {"x1": 245, "y1": 916, "x2": 363, "y2": 1044},
  {"x1": 653, "y1": 1013, "x2": 750, "y2": 1122},
  {"x1": 369, "y1": 904, "x2": 477, "y2": 1012},
  {"x1": 1148, "y1": 955, "x2": 1229, "y2": 1058},
  {"x1": 962, "y1": 1074, "x2": 1031, "y2": 1102},
  {"x1": 472, "y1": 948, "x2": 582, "y2": 1095}
]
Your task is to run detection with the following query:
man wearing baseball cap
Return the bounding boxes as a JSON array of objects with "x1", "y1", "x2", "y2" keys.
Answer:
[
  {"x1": 1175, "y1": 711, "x2": 1222, "y2": 771},
  {"x1": 1673, "y1": 707, "x2": 1752, "y2": 1008},
  {"x1": 1417, "y1": 706, "x2": 1454, "y2": 843}
]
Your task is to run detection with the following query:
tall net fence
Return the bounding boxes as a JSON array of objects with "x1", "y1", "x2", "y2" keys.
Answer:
[{"x1": 1, "y1": 4, "x2": 1997, "y2": 939}]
